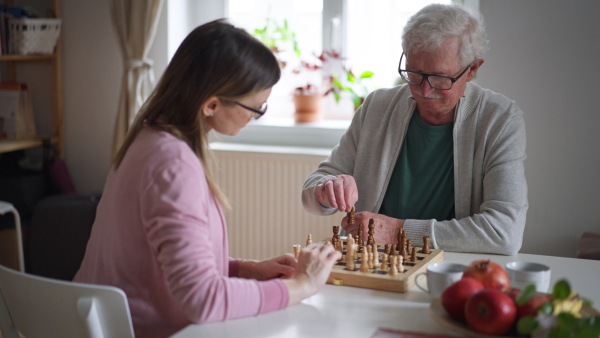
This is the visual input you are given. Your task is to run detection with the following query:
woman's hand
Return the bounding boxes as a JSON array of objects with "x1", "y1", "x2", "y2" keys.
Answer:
[
  {"x1": 239, "y1": 254, "x2": 297, "y2": 280},
  {"x1": 283, "y1": 243, "x2": 341, "y2": 306},
  {"x1": 315, "y1": 175, "x2": 358, "y2": 212},
  {"x1": 341, "y1": 211, "x2": 404, "y2": 244}
]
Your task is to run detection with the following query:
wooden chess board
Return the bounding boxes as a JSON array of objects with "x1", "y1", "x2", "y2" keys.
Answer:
[{"x1": 324, "y1": 237, "x2": 444, "y2": 293}]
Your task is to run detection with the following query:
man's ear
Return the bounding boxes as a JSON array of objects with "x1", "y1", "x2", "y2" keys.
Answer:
[
  {"x1": 202, "y1": 96, "x2": 221, "y2": 117},
  {"x1": 466, "y1": 59, "x2": 484, "y2": 82}
]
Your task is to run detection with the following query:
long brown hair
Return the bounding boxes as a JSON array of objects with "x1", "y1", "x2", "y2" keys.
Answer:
[{"x1": 113, "y1": 19, "x2": 280, "y2": 207}]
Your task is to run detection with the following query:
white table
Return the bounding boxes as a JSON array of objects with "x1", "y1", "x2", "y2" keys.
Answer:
[{"x1": 170, "y1": 252, "x2": 600, "y2": 338}]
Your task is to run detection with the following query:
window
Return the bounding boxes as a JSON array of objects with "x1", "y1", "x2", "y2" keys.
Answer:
[{"x1": 168, "y1": 0, "x2": 478, "y2": 148}]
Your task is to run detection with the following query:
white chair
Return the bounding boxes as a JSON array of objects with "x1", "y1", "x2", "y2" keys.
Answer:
[
  {"x1": 0, "y1": 201, "x2": 24, "y2": 272},
  {"x1": 0, "y1": 264, "x2": 134, "y2": 338}
]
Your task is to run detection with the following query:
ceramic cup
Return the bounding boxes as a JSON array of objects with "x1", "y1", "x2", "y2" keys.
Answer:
[
  {"x1": 415, "y1": 262, "x2": 467, "y2": 298},
  {"x1": 505, "y1": 261, "x2": 551, "y2": 292}
]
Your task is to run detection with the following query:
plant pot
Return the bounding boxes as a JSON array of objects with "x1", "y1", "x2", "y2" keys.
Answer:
[{"x1": 293, "y1": 93, "x2": 323, "y2": 123}]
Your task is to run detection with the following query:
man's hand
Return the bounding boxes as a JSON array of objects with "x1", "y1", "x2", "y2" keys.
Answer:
[
  {"x1": 315, "y1": 174, "x2": 358, "y2": 212},
  {"x1": 239, "y1": 254, "x2": 297, "y2": 280},
  {"x1": 341, "y1": 211, "x2": 405, "y2": 244}
]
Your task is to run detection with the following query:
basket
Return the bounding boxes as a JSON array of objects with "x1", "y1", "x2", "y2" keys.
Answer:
[{"x1": 8, "y1": 18, "x2": 62, "y2": 55}]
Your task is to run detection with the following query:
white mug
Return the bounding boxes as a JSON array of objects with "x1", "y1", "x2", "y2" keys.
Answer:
[
  {"x1": 505, "y1": 261, "x2": 551, "y2": 293},
  {"x1": 415, "y1": 262, "x2": 467, "y2": 298}
]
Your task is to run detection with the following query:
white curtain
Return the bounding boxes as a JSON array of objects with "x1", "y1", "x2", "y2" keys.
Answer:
[{"x1": 110, "y1": 0, "x2": 164, "y2": 158}]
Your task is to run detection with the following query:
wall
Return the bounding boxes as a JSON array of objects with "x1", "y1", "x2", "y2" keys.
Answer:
[
  {"x1": 60, "y1": 0, "x2": 600, "y2": 257},
  {"x1": 477, "y1": 0, "x2": 600, "y2": 257},
  {"x1": 61, "y1": 0, "x2": 169, "y2": 194}
]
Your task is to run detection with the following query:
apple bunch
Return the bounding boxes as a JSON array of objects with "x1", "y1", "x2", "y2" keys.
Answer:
[
  {"x1": 441, "y1": 260, "x2": 518, "y2": 336},
  {"x1": 441, "y1": 260, "x2": 600, "y2": 337}
]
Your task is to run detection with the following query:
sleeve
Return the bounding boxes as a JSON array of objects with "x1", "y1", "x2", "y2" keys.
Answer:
[
  {"x1": 407, "y1": 106, "x2": 528, "y2": 256},
  {"x1": 301, "y1": 101, "x2": 367, "y2": 215},
  {"x1": 141, "y1": 157, "x2": 288, "y2": 324}
]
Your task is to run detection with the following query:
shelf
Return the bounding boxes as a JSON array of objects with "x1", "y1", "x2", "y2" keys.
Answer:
[
  {"x1": 0, "y1": 54, "x2": 55, "y2": 62},
  {"x1": 0, "y1": 137, "x2": 56, "y2": 153}
]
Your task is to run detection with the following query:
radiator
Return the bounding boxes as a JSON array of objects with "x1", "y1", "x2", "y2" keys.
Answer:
[{"x1": 211, "y1": 143, "x2": 340, "y2": 261}]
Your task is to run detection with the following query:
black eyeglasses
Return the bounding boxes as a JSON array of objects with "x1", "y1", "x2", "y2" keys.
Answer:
[
  {"x1": 231, "y1": 101, "x2": 268, "y2": 120},
  {"x1": 398, "y1": 53, "x2": 472, "y2": 90}
]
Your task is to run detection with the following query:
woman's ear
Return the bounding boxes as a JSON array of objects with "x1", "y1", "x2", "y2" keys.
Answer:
[{"x1": 202, "y1": 96, "x2": 221, "y2": 117}]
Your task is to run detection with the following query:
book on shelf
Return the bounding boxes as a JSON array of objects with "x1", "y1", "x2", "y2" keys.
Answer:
[{"x1": 0, "y1": 82, "x2": 37, "y2": 140}]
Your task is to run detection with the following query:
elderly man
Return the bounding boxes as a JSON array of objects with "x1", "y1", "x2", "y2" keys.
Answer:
[{"x1": 301, "y1": 3, "x2": 527, "y2": 255}]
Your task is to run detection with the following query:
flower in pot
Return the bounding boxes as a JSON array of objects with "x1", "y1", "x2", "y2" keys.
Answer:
[
  {"x1": 319, "y1": 51, "x2": 375, "y2": 111},
  {"x1": 292, "y1": 60, "x2": 325, "y2": 123}
]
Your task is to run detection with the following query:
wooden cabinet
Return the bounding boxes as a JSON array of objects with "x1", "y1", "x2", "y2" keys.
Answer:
[{"x1": 0, "y1": 0, "x2": 63, "y2": 158}]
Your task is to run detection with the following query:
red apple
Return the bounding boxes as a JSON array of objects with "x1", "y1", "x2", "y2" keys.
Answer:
[
  {"x1": 465, "y1": 289, "x2": 517, "y2": 336},
  {"x1": 516, "y1": 293, "x2": 552, "y2": 319},
  {"x1": 463, "y1": 260, "x2": 510, "y2": 291},
  {"x1": 441, "y1": 277, "x2": 485, "y2": 321}
]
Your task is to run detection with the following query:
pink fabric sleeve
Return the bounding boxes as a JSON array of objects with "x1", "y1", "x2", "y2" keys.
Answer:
[{"x1": 141, "y1": 157, "x2": 288, "y2": 323}]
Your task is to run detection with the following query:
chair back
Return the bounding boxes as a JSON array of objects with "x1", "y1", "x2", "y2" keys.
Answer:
[{"x1": 0, "y1": 264, "x2": 134, "y2": 338}]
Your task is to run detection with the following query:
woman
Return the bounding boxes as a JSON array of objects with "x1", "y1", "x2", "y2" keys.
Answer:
[{"x1": 74, "y1": 19, "x2": 340, "y2": 338}]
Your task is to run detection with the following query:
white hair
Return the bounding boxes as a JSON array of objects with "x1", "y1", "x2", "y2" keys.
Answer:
[{"x1": 401, "y1": 3, "x2": 489, "y2": 67}]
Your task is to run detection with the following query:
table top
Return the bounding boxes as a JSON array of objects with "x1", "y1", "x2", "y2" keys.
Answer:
[{"x1": 170, "y1": 252, "x2": 600, "y2": 338}]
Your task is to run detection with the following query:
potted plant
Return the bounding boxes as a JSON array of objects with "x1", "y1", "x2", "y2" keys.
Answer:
[{"x1": 253, "y1": 19, "x2": 375, "y2": 121}]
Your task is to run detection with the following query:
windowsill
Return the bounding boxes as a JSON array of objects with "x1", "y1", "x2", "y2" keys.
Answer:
[{"x1": 209, "y1": 116, "x2": 350, "y2": 150}]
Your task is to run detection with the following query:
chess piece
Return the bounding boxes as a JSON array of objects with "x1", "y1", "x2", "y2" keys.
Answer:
[
  {"x1": 389, "y1": 255, "x2": 398, "y2": 276},
  {"x1": 398, "y1": 255, "x2": 404, "y2": 272},
  {"x1": 381, "y1": 253, "x2": 388, "y2": 272},
  {"x1": 401, "y1": 232, "x2": 407, "y2": 256},
  {"x1": 405, "y1": 239, "x2": 412, "y2": 258},
  {"x1": 293, "y1": 244, "x2": 301, "y2": 260},
  {"x1": 360, "y1": 250, "x2": 370, "y2": 272},
  {"x1": 384, "y1": 244, "x2": 391, "y2": 256},
  {"x1": 367, "y1": 218, "x2": 375, "y2": 246},
  {"x1": 306, "y1": 233, "x2": 313, "y2": 246},
  {"x1": 357, "y1": 225, "x2": 364, "y2": 247},
  {"x1": 410, "y1": 247, "x2": 417, "y2": 263},
  {"x1": 345, "y1": 242, "x2": 356, "y2": 270},
  {"x1": 372, "y1": 245, "x2": 380, "y2": 268},
  {"x1": 422, "y1": 236, "x2": 431, "y2": 254},
  {"x1": 347, "y1": 206, "x2": 355, "y2": 225}
]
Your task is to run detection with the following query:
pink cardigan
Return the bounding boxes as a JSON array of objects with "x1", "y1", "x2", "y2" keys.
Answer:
[{"x1": 74, "y1": 126, "x2": 288, "y2": 337}]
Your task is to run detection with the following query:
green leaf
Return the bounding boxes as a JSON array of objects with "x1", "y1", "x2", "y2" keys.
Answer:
[
  {"x1": 352, "y1": 95, "x2": 362, "y2": 110},
  {"x1": 517, "y1": 316, "x2": 539, "y2": 335},
  {"x1": 553, "y1": 279, "x2": 571, "y2": 300},
  {"x1": 556, "y1": 312, "x2": 578, "y2": 331},
  {"x1": 539, "y1": 302, "x2": 554, "y2": 315},
  {"x1": 333, "y1": 91, "x2": 341, "y2": 102},
  {"x1": 552, "y1": 281, "x2": 570, "y2": 301},
  {"x1": 582, "y1": 297, "x2": 593, "y2": 308},
  {"x1": 516, "y1": 284, "x2": 537, "y2": 305},
  {"x1": 359, "y1": 71, "x2": 375, "y2": 79}
]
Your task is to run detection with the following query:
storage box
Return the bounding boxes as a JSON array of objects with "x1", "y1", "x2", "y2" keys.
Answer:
[{"x1": 8, "y1": 18, "x2": 62, "y2": 55}]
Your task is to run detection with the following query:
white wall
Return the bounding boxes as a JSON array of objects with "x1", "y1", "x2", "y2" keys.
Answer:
[
  {"x1": 60, "y1": 0, "x2": 600, "y2": 257},
  {"x1": 476, "y1": 0, "x2": 600, "y2": 257}
]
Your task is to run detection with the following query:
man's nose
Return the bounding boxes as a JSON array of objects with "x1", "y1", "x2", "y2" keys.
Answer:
[{"x1": 420, "y1": 79, "x2": 435, "y2": 97}]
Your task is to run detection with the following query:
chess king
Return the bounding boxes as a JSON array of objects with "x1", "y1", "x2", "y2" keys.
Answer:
[{"x1": 301, "y1": 3, "x2": 527, "y2": 256}]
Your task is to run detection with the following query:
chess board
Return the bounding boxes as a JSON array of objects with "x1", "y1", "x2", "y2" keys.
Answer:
[{"x1": 325, "y1": 236, "x2": 444, "y2": 293}]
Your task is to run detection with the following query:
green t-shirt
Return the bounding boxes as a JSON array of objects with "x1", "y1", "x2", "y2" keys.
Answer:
[{"x1": 379, "y1": 112, "x2": 455, "y2": 221}]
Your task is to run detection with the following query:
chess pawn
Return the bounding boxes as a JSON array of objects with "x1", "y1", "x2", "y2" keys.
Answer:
[
  {"x1": 293, "y1": 244, "x2": 301, "y2": 260},
  {"x1": 360, "y1": 250, "x2": 370, "y2": 273},
  {"x1": 398, "y1": 255, "x2": 404, "y2": 272},
  {"x1": 410, "y1": 247, "x2": 418, "y2": 263},
  {"x1": 389, "y1": 255, "x2": 398, "y2": 276},
  {"x1": 306, "y1": 234, "x2": 313, "y2": 246},
  {"x1": 345, "y1": 242, "x2": 356, "y2": 270},
  {"x1": 366, "y1": 246, "x2": 373, "y2": 269},
  {"x1": 381, "y1": 253, "x2": 389, "y2": 272},
  {"x1": 384, "y1": 244, "x2": 391, "y2": 256},
  {"x1": 405, "y1": 239, "x2": 412, "y2": 258},
  {"x1": 422, "y1": 236, "x2": 431, "y2": 254}
]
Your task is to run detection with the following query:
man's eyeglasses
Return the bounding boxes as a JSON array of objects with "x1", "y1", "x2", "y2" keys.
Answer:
[
  {"x1": 230, "y1": 101, "x2": 268, "y2": 120},
  {"x1": 397, "y1": 53, "x2": 472, "y2": 90}
]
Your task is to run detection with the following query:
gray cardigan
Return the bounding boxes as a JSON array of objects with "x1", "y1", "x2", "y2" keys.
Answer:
[{"x1": 302, "y1": 83, "x2": 528, "y2": 255}]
